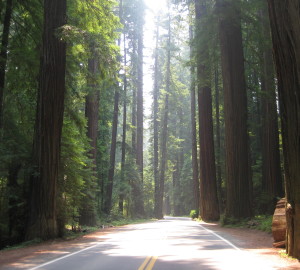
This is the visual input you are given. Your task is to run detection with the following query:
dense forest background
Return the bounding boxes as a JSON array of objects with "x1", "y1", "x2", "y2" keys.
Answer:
[{"x1": 0, "y1": 0, "x2": 299, "y2": 260}]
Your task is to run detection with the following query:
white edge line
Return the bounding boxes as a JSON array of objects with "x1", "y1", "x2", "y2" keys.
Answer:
[
  {"x1": 198, "y1": 224, "x2": 242, "y2": 251},
  {"x1": 29, "y1": 242, "x2": 101, "y2": 270}
]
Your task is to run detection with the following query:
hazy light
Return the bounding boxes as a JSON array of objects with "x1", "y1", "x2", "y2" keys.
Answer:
[{"x1": 144, "y1": 0, "x2": 167, "y2": 14}]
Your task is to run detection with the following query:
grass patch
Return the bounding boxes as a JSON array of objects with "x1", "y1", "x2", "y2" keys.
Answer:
[{"x1": 220, "y1": 214, "x2": 273, "y2": 233}]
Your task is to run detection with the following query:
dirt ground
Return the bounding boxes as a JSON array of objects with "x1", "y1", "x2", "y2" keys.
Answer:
[{"x1": 0, "y1": 221, "x2": 299, "y2": 269}]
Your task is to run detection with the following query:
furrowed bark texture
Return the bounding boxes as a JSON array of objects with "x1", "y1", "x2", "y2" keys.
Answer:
[
  {"x1": 218, "y1": 0, "x2": 252, "y2": 219},
  {"x1": 196, "y1": 0, "x2": 219, "y2": 221},
  {"x1": 267, "y1": 0, "x2": 300, "y2": 259},
  {"x1": 26, "y1": 0, "x2": 66, "y2": 240},
  {"x1": 260, "y1": 3, "x2": 283, "y2": 207}
]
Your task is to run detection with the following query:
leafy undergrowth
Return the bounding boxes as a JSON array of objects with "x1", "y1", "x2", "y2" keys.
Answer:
[{"x1": 220, "y1": 215, "x2": 273, "y2": 233}]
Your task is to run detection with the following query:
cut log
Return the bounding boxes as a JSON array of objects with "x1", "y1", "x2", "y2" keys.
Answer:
[
  {"x1": 273, "y1": 240, "x2": 286, "y2": 248},
  {"x1": 272, "y1": 198, "x2": 286, "y2": 243}
]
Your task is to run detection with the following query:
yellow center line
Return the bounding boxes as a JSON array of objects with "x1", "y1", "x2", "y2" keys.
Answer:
[
  {"x1": 145, "y1": 256, "x2": 158, "y2": 270},
  {"x1": 138, "y1": 255, "x2": 158, "y2": 270},
  {"x1": 138, "y1": 256, "x2": 152, "y2": 270}
]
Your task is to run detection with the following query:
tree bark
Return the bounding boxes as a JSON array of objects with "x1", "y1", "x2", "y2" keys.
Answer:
[
  {"x1": 104, "y1": 90, "x2": 119, "y2": 214},
  {"x1": 0, "y1": 0, "x2": 13, "y2": 129},
  {"x1": 195, "y1": 0, "x2": 219, "y2": 221},
  {"x1": 189, "y1": 24, "x2": 200, "y2": 212},
  {"x1": 217, "y1": 0, "x2": 252, "y2": 219},
  {"x1": 26, "y1": 0, "x2": 66, "y2": 240},
  {"x1": 79, "y1": 48, "x2": 99, "y2": 226},
  {"x1": 260, "y1": 3, "x2": 283, "y2": 209},
  {"x1": 267, "y1": 0, "x2": 300, "y2": 259},
  {"x1": 214, "y1": 68, "x2": 224, "y2": 213}
]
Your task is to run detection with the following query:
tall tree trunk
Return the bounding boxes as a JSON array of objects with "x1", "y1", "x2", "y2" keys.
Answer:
[
  {"x1": 153, "y1": 22, "x2": 160, "y2": 218},
  {"x1": 0, "y1": 0, "x2": 13, "y2": 129},
  {"x1": 80, "y1": 48, "x2": 99, "y2": 226},
  {"x1": 104, "y1": 90, "x2": 119, "y2": 214},
  {"x1": 158, "y1": 93, "x2": 169, "y2": 219},
  {"x1": 217, "y1": 0, "x2": 252, "y2": 219},
  {"x1": 133, "y1": 0, "x2": 145, "y2": 217},
  {"x1": 214, "y1": 68, "x2": 223, "y2": 213},
  {"x1": 189, "y1": 24, "x2": 200, "y2": 212},
  {"x1": 26, "y1": 0, "x2": 66, "y2": 240},
  {"x1": 195, "y1": 0, "x2": 219, "y2": 221},
  {"x1": 119, "y1": 31, "x2": 127, "y2": 214},
  {"x1": 267, "y1": 0, "x2": 300, "y2": 259},
  {"x1": 260, "y1": 4, "x2": 283, "y2": 211},
  {"x1": 157, "y1": 8, "x2": 171, "y2": 219}
]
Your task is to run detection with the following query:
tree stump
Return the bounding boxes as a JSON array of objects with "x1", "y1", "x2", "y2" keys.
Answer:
[{"x1": 272, "y1": 198, "x2": 286, "y2": 247}]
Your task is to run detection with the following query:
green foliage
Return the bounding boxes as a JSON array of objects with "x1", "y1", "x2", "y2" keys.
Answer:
[
  {"x1": 190, "y1": 209, "x2": 198, "y2": 219},
  {"x1": 220, "y1": 214, "x2": 273, "y2": 233}
]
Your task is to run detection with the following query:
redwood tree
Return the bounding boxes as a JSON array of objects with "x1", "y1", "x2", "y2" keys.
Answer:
[
  {"x1": 79, "y1": 46, "x2": 99, "y2": 226},
  {"x1": 26, "y1": 0, "x2": 67, "y2": 240},
  {"x1": 217, "y1": 0, "x2": 252, "y2": 219},
  {"x1": 195, "y1": 0, "x2": 219, "y2": 221},
  {"x1": 260, "y1": 3, "x2": 283, "y2": 210},
  {"x1": 267, "y1": 0, "x2": 300, "y2": 259}
]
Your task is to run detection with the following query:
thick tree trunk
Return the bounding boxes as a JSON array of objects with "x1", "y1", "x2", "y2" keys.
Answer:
[
  {"x1": 195, "y1": 0, "x2": 219, "y2": 221},
  {"x1": 260, "y1": 4, "x2": 283, "y2": 210},
  {"x1": 80, "y1": 51, "x2": 99, "y2": 226},
  {"x1": 0, "y1": 0, "x2": 13, "y2": 129},
  {"x1": 217, "y1": 0, "x2": 252, "y2": 219},
  {"x1": 104, "y1": 90, "x2": 119, "y2": 214},
  {"x1": 8, "y1": 163, "x2": 21, "y2": 238},
  {"x1": 267, "y1": 0, "x2": 300, "y2": 259},
  {"x1": 26, "y1": 0, "x2": 66, "y2": 240},
  {"x1": 189, "y1": 25, "x2": 200, "y2": 212}
]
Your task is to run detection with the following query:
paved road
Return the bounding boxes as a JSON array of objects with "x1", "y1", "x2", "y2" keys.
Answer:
[{"x1": 2, "y1": 217, "x2": 278, "y2": 270}]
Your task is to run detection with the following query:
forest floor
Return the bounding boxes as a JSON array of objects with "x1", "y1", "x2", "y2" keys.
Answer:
[{"x1": 0, "y1": 220, "x2": 299, "y2": 269}]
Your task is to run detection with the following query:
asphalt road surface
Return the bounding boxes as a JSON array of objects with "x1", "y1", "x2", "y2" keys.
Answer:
[{"x1": 2, "y1": 217, "x2": 279, "y2": 270}]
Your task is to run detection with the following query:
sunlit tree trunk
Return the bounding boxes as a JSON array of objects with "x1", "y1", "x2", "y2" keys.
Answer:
[
  {"x1": 267, "y1": 0, "x2": 300, "y2": 259},
  {"x1": 104, "y1": 89, "x2": 119, "y2": 214},
  {"x1": 26, "y1": 0, "x2": 66, "y2": 240}
]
